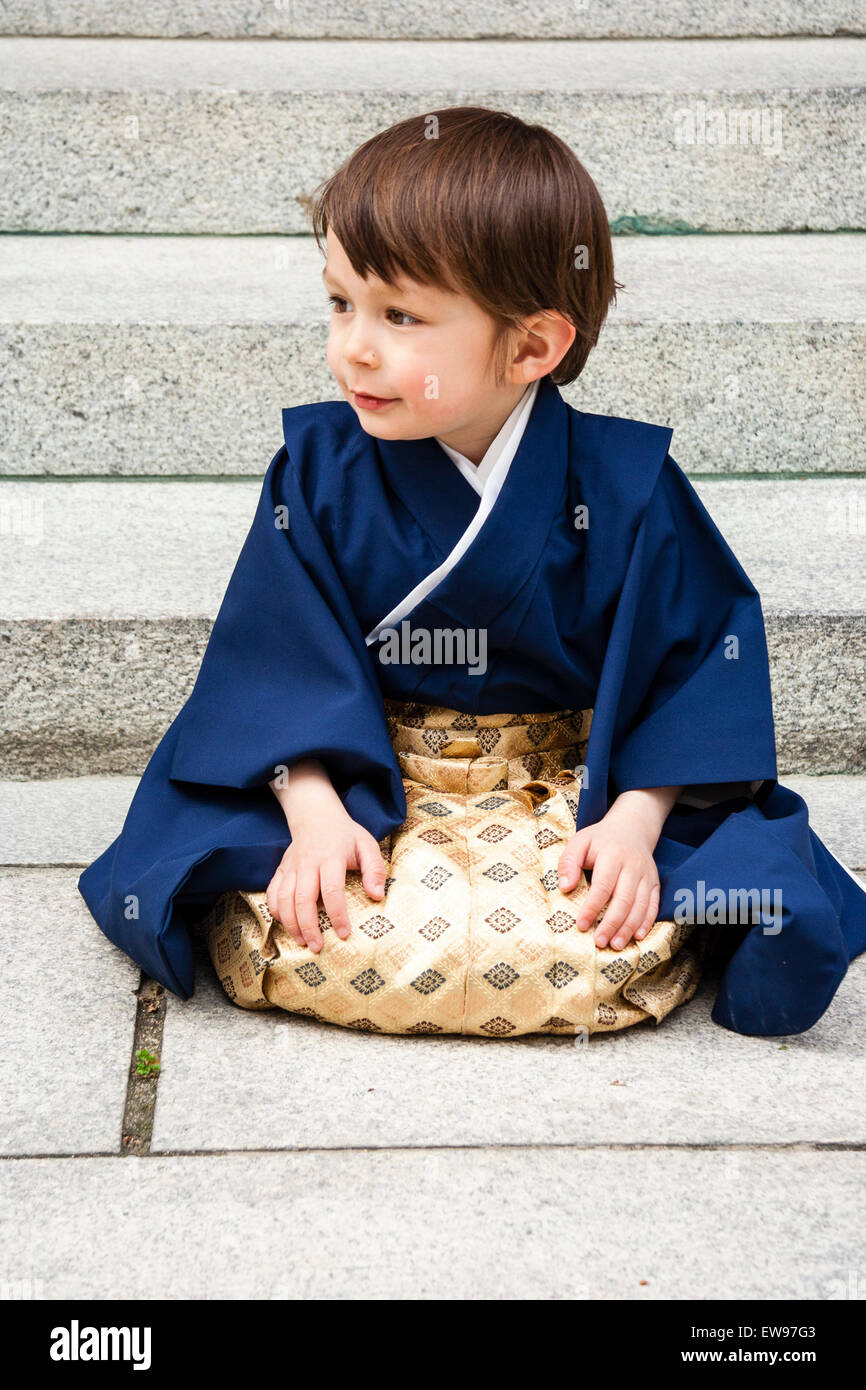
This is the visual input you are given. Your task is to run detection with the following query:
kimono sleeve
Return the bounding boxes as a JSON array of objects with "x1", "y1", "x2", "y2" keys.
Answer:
[
  {"x1": 167, "y1": 442, "x2": 406, "y2": 831},
  {"x1": 607, "y1": 453, "x2": 779, "y2": 798}
]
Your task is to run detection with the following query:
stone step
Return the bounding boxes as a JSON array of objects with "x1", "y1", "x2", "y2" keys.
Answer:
[
  {"x1": 1, "y1": 774, "x2": 862, "y2": 872},
  {"x1": 1, "y1": 477, "x2": 863, "y2": 777},
  {"x1": 1, "y1": 1, "x2": 862, "y2": 40},
  {"x1": 0, "y1": 37, "x2": 862, "y2": 233},
  {"x1": 2, "y1": 232, "x2": 863, "y2": 478}
]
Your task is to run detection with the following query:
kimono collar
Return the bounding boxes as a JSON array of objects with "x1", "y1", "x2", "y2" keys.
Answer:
[
  {"x1": 434, "y1": 379, "x2": 540, "y2": 498},
  {"x1": 374, "y1": 379, "x2": 550, "y2": 563},
  {"x1": 369, "y1": 374, "x2": 570, "y2": 638}
]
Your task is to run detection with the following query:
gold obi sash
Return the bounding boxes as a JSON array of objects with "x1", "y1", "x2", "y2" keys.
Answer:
[{"x1": 384, "y1": 700, "x2": 592, "y2": 802}]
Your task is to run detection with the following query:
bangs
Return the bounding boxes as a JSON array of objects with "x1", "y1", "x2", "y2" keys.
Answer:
[{"x1": 312, "y1": 116, "x2": 489, "y2": 300}]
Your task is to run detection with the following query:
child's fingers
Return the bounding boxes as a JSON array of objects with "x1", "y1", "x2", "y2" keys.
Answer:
[
  {"x1": 266, "y1": 866, "x2": 283, "y2": 922},
  {"x1": 557, "y1": 830, "x2": 590, "y2": 892},
  {"x1": 357, "y1": 833, "x2": 387, "y2": 901},
  {"x1": 608, "y1": 876, "x2": 652, "y2": 951},
  {"x1": 636, "y1": 881, "x2": 660, "y2": 940},
  {"x1": 576, "y1": 852, "x2": 620, "y2": 931},
  {"x1": 319, "y1": 857, "x2": 352, "y2": 940},
  {"x1": 293, "y1": 863, "x2": 324, "y2": 952},
  {"x1": 275, "y1": 868, "x2": 304, "y2": 945},
  {"x1": 593, "y1": 866, "x2": 642, "y2": 947}
]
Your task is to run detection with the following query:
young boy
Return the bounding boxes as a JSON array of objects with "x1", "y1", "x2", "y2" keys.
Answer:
[{"x1": 79, "y1": 107, "x2": 866, "y2": 1038}]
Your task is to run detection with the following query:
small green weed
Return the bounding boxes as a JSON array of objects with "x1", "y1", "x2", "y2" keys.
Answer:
[{"x1": 135, "y1": 1047, "x2": 161, "y2": 1078}]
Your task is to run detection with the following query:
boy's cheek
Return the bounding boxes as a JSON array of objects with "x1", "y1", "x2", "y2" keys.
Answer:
[{"x1": 325, "y1": 337, "x2": 344, "y2": 382}]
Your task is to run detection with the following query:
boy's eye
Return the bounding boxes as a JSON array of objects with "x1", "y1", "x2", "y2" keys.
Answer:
[
  {"x1": 327, "y1": 294, "x2": 351, "y2": 313},
  {"x1": 386, "y1": 308, "x2": 421, "y2": 326}
]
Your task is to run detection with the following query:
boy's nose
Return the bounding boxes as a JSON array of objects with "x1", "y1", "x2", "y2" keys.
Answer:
[{"x1": 343, "y1": 325, "x2": 380, "y2": 368}]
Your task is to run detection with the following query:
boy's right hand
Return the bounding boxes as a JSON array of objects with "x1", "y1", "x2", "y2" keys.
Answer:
[{"x1": 266, "y1": 803, "x2": 387, "y2": 954}]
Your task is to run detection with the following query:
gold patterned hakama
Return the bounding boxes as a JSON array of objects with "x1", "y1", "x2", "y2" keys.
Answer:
[{"x1": 199, "y1": 702, "x2": 707, "y2": 1036}]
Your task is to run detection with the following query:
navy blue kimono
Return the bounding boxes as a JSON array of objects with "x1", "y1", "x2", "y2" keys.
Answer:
[{"x1": 78, "y1": 375, "x2": 866, "y2": 1036}]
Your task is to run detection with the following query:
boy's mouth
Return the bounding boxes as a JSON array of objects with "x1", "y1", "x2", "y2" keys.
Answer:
[{"x1": 351, "y1": 389, "x2": 398, "y2": 411}]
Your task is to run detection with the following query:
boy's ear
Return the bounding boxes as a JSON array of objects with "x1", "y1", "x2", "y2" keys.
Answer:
[{"x1": 509, "y1": 310, "x2": 576, "y2": 381}]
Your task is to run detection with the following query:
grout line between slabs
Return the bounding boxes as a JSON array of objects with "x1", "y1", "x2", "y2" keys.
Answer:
[
  {"x1": 0, "y1": 34, "x2": 864, "y2": 48},
  {"x1": 119, "y1": 971, "x2": 167, "y2": 1156},
  {"x1": 2, "y1": 1141, "x2": 866, "y2": 1161}
]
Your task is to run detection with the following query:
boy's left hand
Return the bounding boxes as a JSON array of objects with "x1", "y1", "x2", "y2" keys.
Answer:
[{"x1": 557, "y1": 802, "x2": 661, "y2": 951}]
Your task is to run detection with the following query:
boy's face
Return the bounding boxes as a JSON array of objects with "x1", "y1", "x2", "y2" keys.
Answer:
[{"x1": 323, "y1": 228, "x2": 521, "y2": 447}]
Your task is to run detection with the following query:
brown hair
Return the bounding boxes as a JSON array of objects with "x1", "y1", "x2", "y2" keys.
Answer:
[{"x1": 310, "y1": 105, "x2": 619, "y2": 386}]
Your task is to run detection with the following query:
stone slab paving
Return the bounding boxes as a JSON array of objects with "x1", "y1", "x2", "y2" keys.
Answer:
[
  {"x1": 1, "y1": 233, "x2": 862, "y2": 477},
  {"x1": 0, "y1": 1, "x2": 861, "y2": 40},
  {"x1": 2, "y1": 813, "x2": 863, "y2": 1299},
  {"x1": 0, "y1": 39, "x2": 862, "y2": 232},
  {"x1": 0, "y1": 869, "x2": 138, "y2": 1156},
  {"x1": 1, "y1": 1148, "x2": 863, "y2": 1299},
  {"x1": 150, "y1": 940, "x2": 866, "y2": 1153}
]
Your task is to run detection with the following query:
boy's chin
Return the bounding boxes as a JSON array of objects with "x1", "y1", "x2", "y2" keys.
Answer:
[{"x1": 351, "y1": 405, "x2": 434, "y2": 441}]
